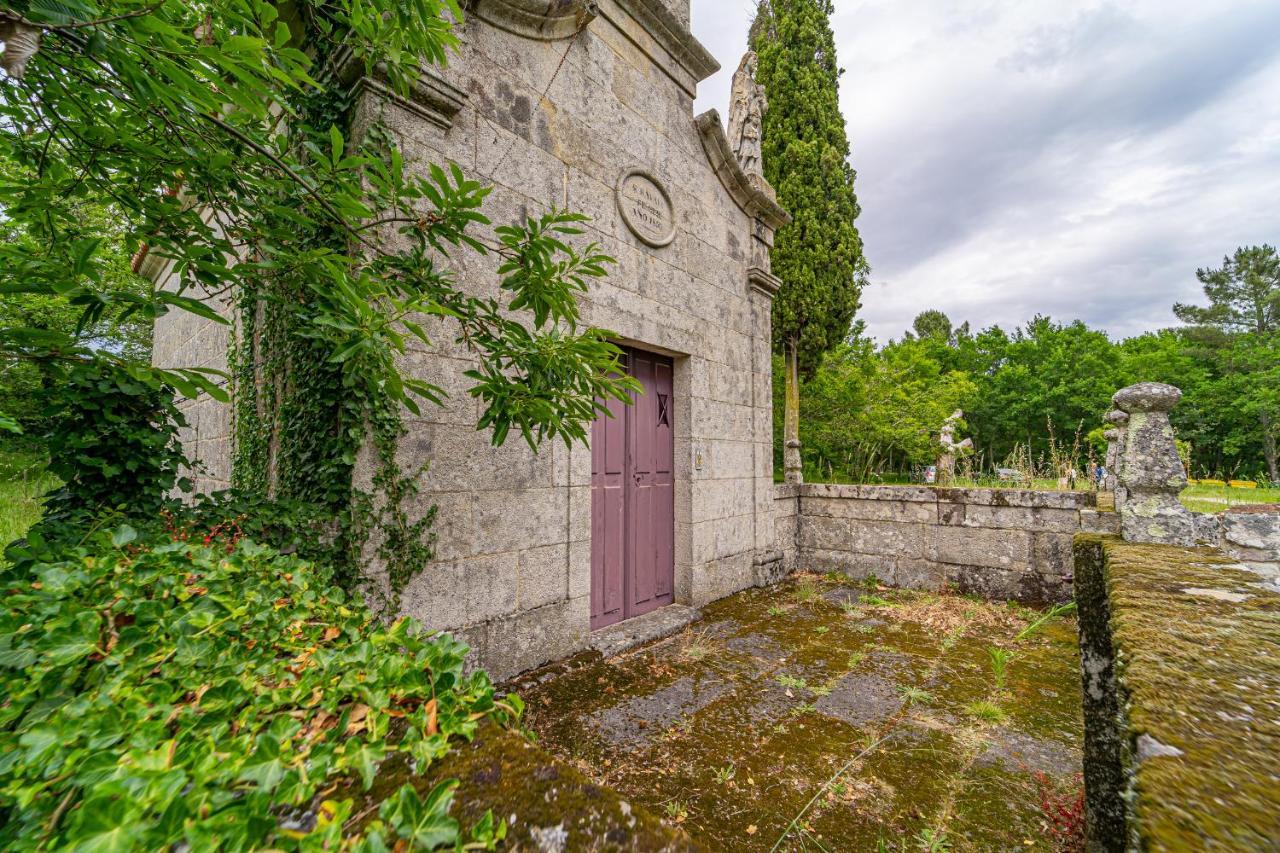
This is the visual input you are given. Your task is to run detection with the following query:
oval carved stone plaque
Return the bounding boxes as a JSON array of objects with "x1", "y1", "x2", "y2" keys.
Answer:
[{"x1": 616, "y1": 169, "x2": 676, "y2": 248}]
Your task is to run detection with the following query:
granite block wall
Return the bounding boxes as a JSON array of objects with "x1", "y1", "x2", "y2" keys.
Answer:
[
  {"x1": 150, "y1": 1, "x2": 787, "y2": 682},
  {"x1": 344, "y1": 0, "x2": 780, "y2": 679},
  {"x1": 146, "y1": 252, "x2": 233, "y2": 495},
  {"x1": 776, "y1": 483, "x2": 1119, "y2": 604}
]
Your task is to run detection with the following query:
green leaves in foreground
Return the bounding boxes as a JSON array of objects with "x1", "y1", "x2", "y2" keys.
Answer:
[{"x1": 0, "y1": 527, "x2": 519, "y2": 850}]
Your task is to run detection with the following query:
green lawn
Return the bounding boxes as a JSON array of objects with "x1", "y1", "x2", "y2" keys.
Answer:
[
  {"x1": 0, "y1": 447, "x2": 56, "y2": 547},
  {"x1": 1180, "y1": 482, "x2": 1280, "y2": 514}
]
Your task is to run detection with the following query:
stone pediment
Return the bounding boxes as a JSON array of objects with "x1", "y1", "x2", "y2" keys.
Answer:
[
  {"x1": 609, "y1": 0, "x2": 718, "y2": 84},
  {"x1": 694, "y1": 110, "x2": 789, "y2": 231},
  {"x1": 465, "y1": 0, "x2": 719, "y2": 94}
]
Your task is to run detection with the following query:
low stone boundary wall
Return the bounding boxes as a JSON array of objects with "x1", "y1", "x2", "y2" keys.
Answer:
[
  {"x1": 773, "y1": 482, "x2": 800, "y2": 575},
  {"x1": 1074, "y1": 534, "x2": 1280, "y2": 849},
  {"x1": 778, "y1": 483, "x2": 1118, "y2": 603}
]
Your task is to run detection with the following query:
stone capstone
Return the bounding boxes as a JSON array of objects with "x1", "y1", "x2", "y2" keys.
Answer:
[{"x1": 1112, "y1": 382, "x2": 1181, "y2": 413}]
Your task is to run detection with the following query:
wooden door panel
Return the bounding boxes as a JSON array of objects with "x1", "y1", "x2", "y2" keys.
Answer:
[
  {"x1": 590, "y1": 347, "x2": 675, "y2": 629},
  {"x1": 590, "y1": 376, "x2": 628, "y2": 629}
]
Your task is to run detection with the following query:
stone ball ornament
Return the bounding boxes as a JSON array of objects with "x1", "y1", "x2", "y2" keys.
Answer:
[{"x1": 1113, "y1": 382, "x2": 1181, "y2": 413}]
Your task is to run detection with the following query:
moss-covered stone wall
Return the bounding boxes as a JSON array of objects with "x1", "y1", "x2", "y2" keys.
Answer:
[
  {"x1": 1074, "y1": 533, "x2": 1280, "y2": 850},
  {"x1": 785, "y1": 483, "x2": 1118, "y2": 605}
]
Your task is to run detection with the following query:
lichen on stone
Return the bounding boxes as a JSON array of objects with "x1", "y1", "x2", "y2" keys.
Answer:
[{"x1": 1098, "y1": 539, "x2": 1280, "y2": 848}]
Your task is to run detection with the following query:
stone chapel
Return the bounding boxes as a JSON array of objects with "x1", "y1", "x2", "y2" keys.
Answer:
[{"x1": 152, "y1": 0, "x2": 790, "y2": 679}]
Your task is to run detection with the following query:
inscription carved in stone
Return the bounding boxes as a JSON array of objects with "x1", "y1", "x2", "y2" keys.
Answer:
[{"x1": 616, "y1": 169, "x2": 675, "y2": 248}]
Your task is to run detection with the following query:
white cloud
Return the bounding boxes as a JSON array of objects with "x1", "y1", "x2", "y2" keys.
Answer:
[{"x1": 690, "y1": 0, "x2": 1280, "y2": 342}]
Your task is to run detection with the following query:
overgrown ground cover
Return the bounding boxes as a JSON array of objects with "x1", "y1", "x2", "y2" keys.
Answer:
[
  {"x1": 0, "y1": 519, "x2": 517, "y2": 849},
  {"x1": 513, "y1": 574, "x2": 1085, "y2": 851}
]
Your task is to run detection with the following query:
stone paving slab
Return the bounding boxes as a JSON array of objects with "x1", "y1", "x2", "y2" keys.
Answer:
[{"x1": 507, "y1": 573, "x2": 1085, "y2": 851}]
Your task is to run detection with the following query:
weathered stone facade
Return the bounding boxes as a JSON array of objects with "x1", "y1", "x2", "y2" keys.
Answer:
[
  {"x1": 355, "y1": 0, "x2": 787, "y2": 679},
  {"x1": 154, "y1": 0, "x2": 790, "y2": 680},
  {"x1": 143, "y1": 250, "x2": 233, "y2": 495},
  {"x1": 775, "y1": 483, "x2": 1119, "y2": 604}
]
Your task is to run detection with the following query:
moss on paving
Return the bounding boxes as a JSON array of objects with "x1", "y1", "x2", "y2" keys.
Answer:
[
  {"x1": 335, "y1": 719, "x2": 696, "y2": 850},
  {"x1": 510, "y1": 574, "x2": 1085, "y2": 851},
  {"x1": 1100, "y1": 540, "x2": 1280, "y2": 849}
]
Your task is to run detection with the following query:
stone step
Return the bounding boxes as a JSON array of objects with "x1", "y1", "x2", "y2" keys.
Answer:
[{"x1": 589, "y1": 604, "x2": 701, "y2": 659}]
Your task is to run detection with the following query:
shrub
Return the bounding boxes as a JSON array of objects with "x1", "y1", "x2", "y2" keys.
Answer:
[
  {"x1": 0, "y1": 524, "x2": 516, "y2": 850},
  {"x1": 40, "y1": 360, "x2": 189, "y2": 522}
]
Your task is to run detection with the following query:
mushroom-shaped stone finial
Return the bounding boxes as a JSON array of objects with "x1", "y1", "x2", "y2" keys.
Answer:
[
  {"x1": 1104, "y1": 409, "x2": 1129, "y2": 426},
  {"x1": 1103, "y1": 428, "x2": 1118, "y2": 442},
  {"x1": 1113, "y1": 382, "x2": 1181, "y2": 414},
  {"x1": 1111, "y1": 382, "x2": 1193, "y2": 544}
]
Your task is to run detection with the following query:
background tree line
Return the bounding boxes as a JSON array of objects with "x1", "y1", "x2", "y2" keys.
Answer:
[{"x1": 776, "y1": 244, "x2": 1280, "y2": 484}]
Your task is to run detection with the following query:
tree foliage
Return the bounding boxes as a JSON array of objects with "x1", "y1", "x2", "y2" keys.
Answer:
[
  {"x1": 1, "y1": 0, "x2": 639, "y2": 601},
  {"x1": 1177, "y1": 244, "x2": 1279, "y2": 335},
  {"x1": 1175, "y1": 245, "x2": 1280, "y2": 480},
  {"x1": 0, "y1": 0, "x2": 633, "y2": 456},
  {"x1": 784, "y1": 296, "x2": 1279, "y2": 483},
  {"x1": 0, "y1": 154, "x2": 152, "y2": 438},
  {"x1": 783, "y1": 326, "x2": 976, "y2": 479},
  {"x1": 750, "y1": 0, "x2": 866, "y2": 375}
]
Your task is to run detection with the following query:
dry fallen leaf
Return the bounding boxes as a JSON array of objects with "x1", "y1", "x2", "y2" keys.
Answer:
[
  {"x1": 344, "y1": 703, "x2": 370, "y2": 736},
  {"x1": 424, "y1": 698, "x2": 438, "y2": 735},
  {"x1": 746, "y1": 825, "x2": 758, "y2": 835}
]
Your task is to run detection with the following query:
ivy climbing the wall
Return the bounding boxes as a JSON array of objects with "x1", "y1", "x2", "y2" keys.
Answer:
[
  {"x1": 2, "y1": 0, "x2": 638, "y2": 605},
  {"x1": 1, "y1": 0, "x2": 639, "y2": 847}
]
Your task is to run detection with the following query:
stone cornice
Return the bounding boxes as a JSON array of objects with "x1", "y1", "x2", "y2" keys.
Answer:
[
  {"x1": 610, "y1": 0, "x2": 718, "y2": 84},
  {"x1": 694, "y1": 110, "x2": 790, "y2": 231},
  {"x1": 748, "y1": 266, "x2": 782, "y2": 299},
  {"x1": 464, "y1": 0, "x2": 598, "y2": 41},
  {"x1": 332, "y1": 46, "x2": 468, "y2": 131}
]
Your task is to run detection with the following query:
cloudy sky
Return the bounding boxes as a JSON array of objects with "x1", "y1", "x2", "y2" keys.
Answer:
[{"x1": 690, "y1": 1, "x2": 1280, "y2": 343}]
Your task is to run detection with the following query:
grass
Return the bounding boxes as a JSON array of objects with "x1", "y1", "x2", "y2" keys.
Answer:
[
  {"x1": 988, "y1": 647, "x2": 1014, "y2": 690},
  {"x1": 0, "y1": 446, "x2": 56, "y2": 548},
  {"x1": 1179, "y1": 482, "x2": 1280, "y2": 514},
  {"x1": 963, "y1": 700, "x2": 1007, "y2": 724},
  {"x1": 793, "y1": 577, "x2": 820, "y2": 602}
]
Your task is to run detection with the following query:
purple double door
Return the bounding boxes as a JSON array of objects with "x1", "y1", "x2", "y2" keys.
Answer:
[{"x1": 590, "y1": 347, "x2": 675, "y2": 630}]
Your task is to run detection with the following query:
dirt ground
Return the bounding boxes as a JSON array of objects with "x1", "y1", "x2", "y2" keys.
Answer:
[{"x1": 509, "y1": 573, "x2": 1084, "y2": 851}]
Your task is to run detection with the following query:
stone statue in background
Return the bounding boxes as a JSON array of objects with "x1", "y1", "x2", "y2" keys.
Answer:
[
  {"x1": 727, "y1": 51, "x2": 767, "y2": 180},
  {"x1": 937, "y1": 409, "x2": 973, "y2": 485}
]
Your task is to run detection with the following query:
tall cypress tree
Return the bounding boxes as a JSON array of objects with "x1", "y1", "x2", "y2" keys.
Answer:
[{"x1": 751, "y1": 0, "x2": 866, "y2": 481}]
